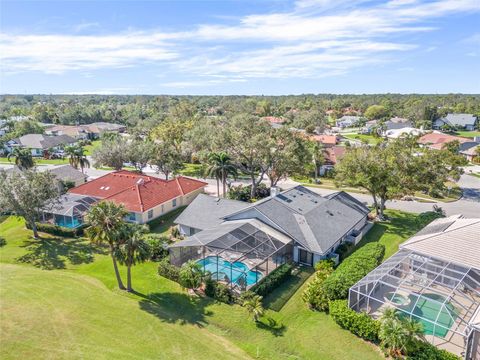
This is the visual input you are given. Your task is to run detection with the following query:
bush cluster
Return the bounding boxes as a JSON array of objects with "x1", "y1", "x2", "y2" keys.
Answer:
[
  {"x1": 227, "y1": 183, "x2": 270, "y2": 202},
  {"x1": 26, "y1": 222, "x2": 85, "y2": 237},
  {"x1": 335, "y1": 242, "x2": 354, "y2": 261},
  {"x1": 406, "y1": 340, "x2": 460, "y2": 360},
  {"x1": 204, "y1": 276, "x2": 234, "y2": 303},
  {"x1": 144, "y1": 234, "x2": 171, "y2": 262},
  {"x1": 250, "y1": 263, "x2": 293, "y2": 297},
  {"x1": 302, "y1": 260, "x2": 334, "y2": 311},
  {"x1": 329, "y1": 300, "x2": 380, "y2": 342},
  {"x1": 322, "y1": 242, "x2": 385, "y2": 300},
  {"x1": 157, "y1": 258, "x2": 180, "y2": 282}
]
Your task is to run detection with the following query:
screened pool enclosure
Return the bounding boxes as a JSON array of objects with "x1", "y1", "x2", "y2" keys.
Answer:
[
  {"x1": 42, "y1": 194, "x2": 97, "y2": 228},
  {"x1": 349, "y1": 249, "x2": 480, "y2": 355},
  {"x1": 169, "y1": 219, "x2": 293, "y2": 291}
]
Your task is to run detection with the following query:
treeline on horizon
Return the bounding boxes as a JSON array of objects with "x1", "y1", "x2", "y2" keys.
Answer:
[{"x1": 1, "y1": 94, "x2": 479, "y2": 131}]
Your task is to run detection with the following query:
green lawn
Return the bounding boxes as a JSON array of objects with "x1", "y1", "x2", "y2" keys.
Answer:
[
  {"x1": 0, "y1": 157, "x2": 69, "y2": 165},
  {"x1": 453, "y1": 131, "x2": 480, "y2": 138},
  {"x1": 148, "y1": 206, "x2": 187, "y2": 236},
  {"x1": 341, "y1": 134, "x2": 383, "y2": 145},
  {"x1": 1, "y1": 209, "x2": 432, "y2": 360},
  {"x1": 83, "y1": 140, "x2": 102, "y2": 156}
]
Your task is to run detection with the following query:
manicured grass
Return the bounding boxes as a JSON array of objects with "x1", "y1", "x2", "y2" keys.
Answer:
[
  {"x1": 468, "y1": 173, "x2": 480, "y2": 179},
  {"x1": 341, "y1": 134, "x2": 383, "y2": 145},
  {"x1": 0, "y1": 157, "x2": 69, "y2": 165},
  {"x1": 83, "y1": 140, "x2": 102, "y2": 156},
  {"x1": 178, "y1": 163, "x2": 205, "y2": 178},
  {"x1": 148, "y1": 206, "x2": 187, "y2": 236},
  {"x1": 0, "y1": 216, "x2": 383, "y2": 360},
  {"x1": 454, "y1": 131, "x2": 480, "y2": 138}
]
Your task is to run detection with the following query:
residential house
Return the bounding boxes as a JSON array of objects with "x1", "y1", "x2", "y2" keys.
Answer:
[
  {"x1": 85, "y1": 122, "x2": 126, "y2": 138},
  {"x1": 335, "y1": 116, "x2": 363, "y2": 128},
  {"x1": 460, "y1": 143, "x2": 480, "y2": 163},
  {"x1": 433, "y1": 114, "x2": 478, "y2": 131},
  {"x1": 45, "y1": 125, "x2": 90, "y2": 140},
  {"x1": 320, "y1": 146, "x2": 346, "y2": 175},
  {"x1": 417, "y1": 132, "x2": 471, "y2": 150},
  {"x1": 310, "y1": 134, "x2": 338, "y2": 147},
  {"x1": 385, "y1": 127, "x2": 423, "y2": 139},
  {"x1": 349, "y1": 215, "x2": 480, "y2": 358},
  {"x1": 68, "y1": 170, "x2": 207, "y2": 225},
  {"x1": 172, "y1": 186, "x2": 371, "y2": 281},
  {"x1": 5, "y1": 134, "x2": 77, "y2": 156}
]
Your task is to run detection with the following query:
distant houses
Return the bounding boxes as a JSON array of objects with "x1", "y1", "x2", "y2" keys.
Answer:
[
  {"x1": 335, "y1": 116, "x2": 363, "y2": 128},
  {"x1": 45, "y1": 122, "x2": 126, "y2": 140},
  {"x1": 417, "y1": 132, "x2": 472, "y2": 150},
  {"x1": 433, "y1": 113, "x2": 478, "y2": 131},
  {"x1": 5, "y1": 134, "x2": 77, "y2": 157}
]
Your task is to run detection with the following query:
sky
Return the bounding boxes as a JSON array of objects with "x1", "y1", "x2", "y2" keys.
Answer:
[{"x1": 1, "y1": 0, "x2": 479, "y2": 95}]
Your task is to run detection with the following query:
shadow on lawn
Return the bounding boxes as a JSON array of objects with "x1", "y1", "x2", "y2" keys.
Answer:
[
  {"x1": 138, "y1": 292, "x2": 212, "y2": 327},
  {"x1": 256, "y1": 317, "x2": 286, "y2": 337},
  {"x1": 16, "y1": 237, "x2": 106, "y2": 270}
]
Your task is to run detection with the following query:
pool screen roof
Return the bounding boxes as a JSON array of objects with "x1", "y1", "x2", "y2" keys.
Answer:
[
  {"x1": 46, "y1": 194, "x2": 98, "y2": 217},
  {"x1": 170, "y1": 219, "x2": 292, "y2": 263},
  {"x1": 350, "y1": 249, "x2": 480, "y2": 338}
]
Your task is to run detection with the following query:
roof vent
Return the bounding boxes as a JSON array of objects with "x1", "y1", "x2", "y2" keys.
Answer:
[
  {"x1": 105, "y1": 186, "x2": 110, "y2": 190},
  {"x1": 327, "y1": 210, "x2": 334, "y2": 216},
  {"x1": 136, "y1": 178, "x2": 145, "y2": 185},
  {"x1": 100, "y1": 186, "x2": 105, "y2": 190}
]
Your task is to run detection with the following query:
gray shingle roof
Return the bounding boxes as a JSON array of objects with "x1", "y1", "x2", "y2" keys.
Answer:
[
  {"x1": 226, "y1": 186, "x2": 370, "y2": 255},
  {"x1": 17, "y1": 134, "x2": 76, "y2": 149},
  {"x1": 440, "y1": 113, "x2": 477, "y2": 127},
  {"x1": 174, "y1": 194, "x2": 249, "y2": 231},
  {"x1": 48, "y1": 165, "x2": 88, "y2": 183}
]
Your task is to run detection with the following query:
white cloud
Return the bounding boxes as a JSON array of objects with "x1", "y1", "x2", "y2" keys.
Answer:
[{"x1": 1, "y1": 0, "x2": 479, "y2": 83}]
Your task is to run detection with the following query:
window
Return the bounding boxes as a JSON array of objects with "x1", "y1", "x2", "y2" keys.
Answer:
[
  {"x1": 128, "y1": 212, "x2": 136, "y2": 222},
  {"x1": 147, "y1": 209, "x2": 153, "y2": 219},
  {"x1": 172, "y1": 198, "x2": 177, "y2": 208}
]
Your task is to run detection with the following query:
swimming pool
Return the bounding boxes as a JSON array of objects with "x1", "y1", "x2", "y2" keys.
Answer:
[
  {"x1": 197, "y1": 256, "x2": 262, "y2": 287},
  {"x1": 399, "y1": 293, "x2": 458, "y2": 338}
]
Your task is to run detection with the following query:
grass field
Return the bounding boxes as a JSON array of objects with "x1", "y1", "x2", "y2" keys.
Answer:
[
  {"x1": 0, "y1": 157, "x2": 69, "y2": 165},
  {"x1": 454, "y1": 131, "x2": 480, "y2": 138},
  {"x1": 341, "y1": 134, "x2": 383, "y2": 145},
  {"x1": 0, "y1": 209, "x2": 430, "y2": 360},
  {"x1": 83, "y1": 140, "x2": 102, "y2": 156}
]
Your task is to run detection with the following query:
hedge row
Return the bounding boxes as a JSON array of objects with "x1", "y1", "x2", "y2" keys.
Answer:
[
  {"x1": 302, "y1": 260, "x2": 334, "y2": 311},
  {"x1": 250, "y1": 263, "x2": 293, "y2": 297},
  {"x1": 406, "y1": 340, "x2": 460, "y2": 360},
  {"x1": 157, "y1": 258, "x2": 180, "y2": 282},
  {"x1": 322, "y1": 242, "x2": 385, "y2": 300},
  {"x1": 329, "y1": 300, "x2": 380, "y2": 342},
  {"x1": 26, "y1": 222, "x2": 85, "y2": 237}
]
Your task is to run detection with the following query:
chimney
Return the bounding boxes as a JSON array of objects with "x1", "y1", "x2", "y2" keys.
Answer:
[{"x1": 270, "y1": 186, "x2": 280, "y2": 197}]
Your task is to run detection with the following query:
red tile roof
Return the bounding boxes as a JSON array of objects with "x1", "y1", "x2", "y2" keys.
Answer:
[
  {"x1": 324, "y1": 146, "x2": 346, "y2": 165},
  {"x1": 418, "y1": 132, "x2": 470, "y2": 147},
  {"x1": 310, "y1": 134, "x2": 338, "y2": 146},
  {"x1": 69, "y1": 170, "x2": 207, "y2": 212}
]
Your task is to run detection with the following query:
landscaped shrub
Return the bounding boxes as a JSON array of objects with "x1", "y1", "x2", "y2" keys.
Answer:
[
  {"x1": 204, "y1": 275, "x2": 217, "y2": 298},
  {"x1": 144, "y1": 234, "x2": 171, "y2": 261},
  {"x1": 302, "y1": 260, "x2": 334, "y2": 311},
  {"x1": 227, "y1": 183, "x2": 270, "y2": 202},
  {"x1": 250, "y1": 263, "x2": 293, "y2": 297},
  {"x1": 405, "y1": 340, "x2": 460, "y2": 360},
  {"x1": 26, "y1": 222, "x2": 85, "y2": 237},
  {"x1": 322, "y1": 242, "x2": 385, "y2": 300},
  {"x1": 157, "y1": 258, "x2": 180, "y2": 282},
  {"x1": 329, "y1": 300, "x2": 380, "y2": 342},
  {"x1": 213, "y1": 283, "x2": 234, "y2": 303},
  {"x1": 0, "y1": 236, "x2": 6, "y2": 247},
  {"x1": 335, "y1": 242, "x2": 354, "y2": 261}
]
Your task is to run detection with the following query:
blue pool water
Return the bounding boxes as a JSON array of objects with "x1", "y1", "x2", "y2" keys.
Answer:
[
  {"x1": 197, "y1": 256, "x2": 262, "y2": 287},
  {"x1": 54, "y1": 217, "x2": 82, "y2": 228}
]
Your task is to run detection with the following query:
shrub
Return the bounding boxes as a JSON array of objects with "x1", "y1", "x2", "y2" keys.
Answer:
[
  {"x1": 204, "y1": 275, "x2": 216, "y2": 298},
  {"x1": 303, "y1": 260, "x2": 334, "y2": 311},
  {"x1": 0, "y1": 236, "x2": 6, "y2": 247},
  {"x1": 157, "y1": 258, "x2": 180, "y2": 282},
  {"x1": 214, "y1": 283, "x2": 234, "y2": 303},
  {"x1": 329, "y1": 300, "x2": 380, "y2": 342},
  {"x1": 322, "y1": 243, "x2": 385, "y2": 300},
  {"x1": 25, "y1": 222, "x2": 85, "y2": 237},
  {"x1": 144, "y1": 234, "x2": 171, "y2": 261},
  {"x1": 335, "y1": 242, "x2": 354, "y2": 261},
  {"x1": 250, "y1": 263, "x2": 293, "y2": 297},
  {"x1": 227, "y1": 183, "x2": 271, "y2": 202},
  {"x1": 405, "y1": 340, "x2": 460, "y2": 360}
]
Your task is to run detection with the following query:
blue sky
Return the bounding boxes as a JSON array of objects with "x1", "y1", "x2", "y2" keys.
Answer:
[{"x1": 1, "y1": 0, "x2": 479, "y2": 95}]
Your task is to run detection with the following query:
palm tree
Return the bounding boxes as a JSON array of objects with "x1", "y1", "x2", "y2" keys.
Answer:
[
  {"x1": 243, "y1": 294, "x2": 265, "y2": 322},
  {"x1": 116, "y1": 223, "x2": 150, "y2": 292},
  {"x1": 7, "y1": 147, "x2": 35, "y2": 170},
  {"x1": 85, "y1": 201, "x2": 128, "y2": 290},
  {"x1": 179, "y1": 260, "x2": 203, "y2": 293},
  {"x1": 204, "y1": 152, "x2": 237, "y2": 198},
  {"x1": 65, "y1": 145, "x2": 79, "y2": 168},
  {"x1": 378, "y1": 308, "x2": 409, "y2": 358},
  {"x1": 65, "y1": 145, "x2": 90, "y2": 173},
  {"x1": 76, "y1": 147, "x2": 90, "y2": 173}
]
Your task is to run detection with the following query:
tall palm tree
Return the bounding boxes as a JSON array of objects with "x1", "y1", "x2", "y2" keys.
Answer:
[
  {"x1": 116, "y1": 223, "x2": 150, "y2": 292},
  {"x1": 65, "y1": 145, "x2": 90, "y2": 173},
  {"x1": 243, "y1": 294, "x2": 265, "y2": 322},
  {"x1": 379, "y1": 308, "x2": 410, "y2": 357},
  {"x1": 7, "y1": 147, "x2": 35, "y2": 170},
  {"x1": 85, "y1": 201, "x2": 128, "y2": 290},
  {"x1": 205, "y1": 152, "x2": 237, "y2": 198},
  {"x1": 65, "y1": 145, "x2": 79, "y2": 168}
]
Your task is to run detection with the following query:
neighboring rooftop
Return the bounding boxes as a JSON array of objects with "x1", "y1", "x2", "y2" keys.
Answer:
[
  {"x1": 13, "y1": 134, "x2": 76, "y2": 149},
  {"x1": 418, "y1": 132, "x2": 470, "y2": 147},
  {"x1": 439, "y1": 113, "x2": 477, "y2": 127},
  {"x1": 324, "y1": 146, "x2": 346, "y2": 165},
  {"x1": 174, "y1": 194, "x2": 250, "y2": 231},
  {"x1": 69, "y1": 170, "x2": 207, "y2": 212},
  {"x1": 400, "y1": 215, "x2": 480, "y2": 270},
  {"x1": 310, "y1": 134, "x2": 337, "y2": 146}
]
